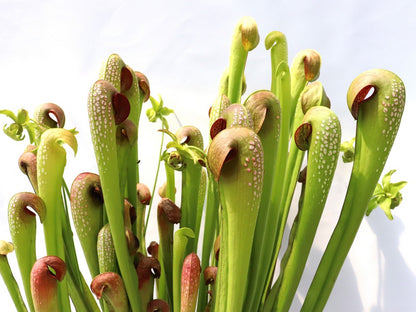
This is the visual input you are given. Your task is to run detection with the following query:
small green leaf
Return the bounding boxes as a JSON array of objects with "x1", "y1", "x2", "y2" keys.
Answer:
[
  {"x1": 0, "y1": 109, "x2": 18, "y2": 121},
  {"x1": 159, "y1": 107, "x2": 174, "y2": 116},
  {"x1": 378, "y1": 197, "x2": 393, "y2": 220},
  {"x1": 3, "y1": 123, "x2": 25, "y2": 141},
  {"x1": 382, "y1": 169, "x2": 395, "y2": 187},
  {"x1": 389, "y1": 181, "x2": 407, "y2": 194},
  {"x1": 366, "y1": 170, "x2": 407, "y2": 219},
  {"x1": 16, "y1": 109, "x2": 29, "y2": 124},
  {"x1": 146, "y1": 108, "x2": 157, "y2": 122},
  {"x1": 147, "y1": 95, "x2": 173, "y2": 130},
  {"x1": 372, "y1": 183, "x2": 384, "y2": 197}
]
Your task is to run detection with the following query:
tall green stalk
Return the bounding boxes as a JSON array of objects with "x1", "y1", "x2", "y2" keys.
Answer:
[
  {"x1": 258, "y1": 52, "x2": 322, "y2": 307},
  {"x1": 87, "y1": 79, "x2": 141, "y2": 311},
  {"x1": 208, "y1": 126, "x2": 264, "y2": 312},
  {"x1": 227, "y1": 16, "x2": 259, "y2": 104},
  {"x1": 302, "y1": 69, "x2": 405, "y2": 311},
  {"x1": 243, "y1": 90, "x2": 280, "y2": 311},
  {"x1": 8, "y1": 192, "x2": 46, "y2": 312},
  {"x1": 37, "y1": 128, "x2": 77, "y2": 312},
  {"x1": 176, "y1": 126, "x2": 204, "y2": 255},
  {"x1": 268, "y1": 106, "x2": 341, "y2": 312}
]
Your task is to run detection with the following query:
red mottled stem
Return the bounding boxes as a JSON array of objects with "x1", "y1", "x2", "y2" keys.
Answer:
[
  {"x1": 136, "y1": 253, "x2": 161, "y2": 311},
  {"x1": 147, "y1": 241, "x2": 160, "y2": 259},
  {"x1": 181, "y1": 253, "x2": 201, "y2": 312},
  {"x1": 203, "y1": 266, "x2": 217, "y2": 289},
  {"x1": 30, "y1": 256, "x2": 66, "y2": 312},
  {"x1": 91, "y1": 272, "x2": 129, "y2": 312},
  {"x1": 157, "y1": 198, "x2": 181, "y2": 305},
  {"x1": 203, "y1": 266, "x2": 217, "y2": 311},
  {"x1": 147, "y1": 299, "x2": 170, "y2": 312},
  {"x1": 203, "y1": 266, "x2": 217, "y2": 286},
  {"x1": 147, "y1": 241, "x2": 166, "y2": 300}
]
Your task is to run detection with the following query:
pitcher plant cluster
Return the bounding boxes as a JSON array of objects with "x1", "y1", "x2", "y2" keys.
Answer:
[{"x1": 0, "y1": 16, "x2": 407, "y2": 312}]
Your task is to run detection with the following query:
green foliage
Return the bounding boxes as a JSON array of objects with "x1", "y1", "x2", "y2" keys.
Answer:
[
  {"x1": 0, "y1": 16, "x2": 406, "y2": 312},
  {"x1": 367, "y1": 170, "x2": 407, "y2": 220}
]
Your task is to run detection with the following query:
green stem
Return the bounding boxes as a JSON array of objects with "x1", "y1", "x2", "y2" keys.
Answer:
[
  {"x1": 66, "y1": 261, "x2": 101, "y2": 312},
  {"x1": 193, "y1": 169, "x2": 207, "y2": 252},
  {"x1": 70, "y1": 173, "x2": 103, "y2": 279},
  {"x1": 227, "y1": 16, "x2": 259, "y2": 104},
  {"x1": 272, "y1": 106, "x2": 341, "y2": 312},
  {"x1": 61, "y1": 183, "x2": 93, "y2": 311},
  {"x1": 264, "y1": 80, "x2": 331, "y2": 308},
  {"x1": 302, "y1": 69, "x2": 405, "y2": 311},
  {"x1": 289, "y1": 49, "x2": 321, "y2": 134},
  {"x1": 136, "y1": 183, "x2": 151, "y2": 255},
  {"x1": 123, "y1": 67, "x2": 143, "y2": 230},
  {"x1": 145, "y1": 129, "x2": 165, "y2": 234},
  {"x1": 0, "y1": 241, "x2": 28, "y2": 312},
  {"x1": 88, "y1": 80, "x2": 141, "y2": 311},
  {"x1": 172, "y1": 228, "x2": 195, "y2": 312},
  {"x1": 245, "y1": 62, "x2": 291, "y2": 312},
  {"x1": 165, "y1": 163, "x2": 176, "y2": 202},
  {"x1": 196, "y1": 174, "x2": 219, "y2": 312},
  {"x1": 176, "y1": 126, "x2": 204, "y2": 255},
  {"x1": 8, "y1": 193, "x2": 45, "y2": 312},
  {"x1": 265, "y1": 31, "x2": 288, "y2": 95},
  {"x1": 37, "y1": 128, "x2": 76, "y2": 312},
  {"x1": 243, "y1": 89, "x2": 281, "y2": 311},
  {"x1": 208, "y1": 127, "x2": 264, "y2": 312}
]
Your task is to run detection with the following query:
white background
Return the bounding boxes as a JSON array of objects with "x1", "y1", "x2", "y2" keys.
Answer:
[{"x1": 0, "y1": 0, "x2": 415, "y2": 311}]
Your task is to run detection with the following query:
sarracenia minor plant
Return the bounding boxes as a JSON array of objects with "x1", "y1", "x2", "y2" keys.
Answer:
[{"x1": 0, "y1": 16, "x2": 407, "y2": 312}]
